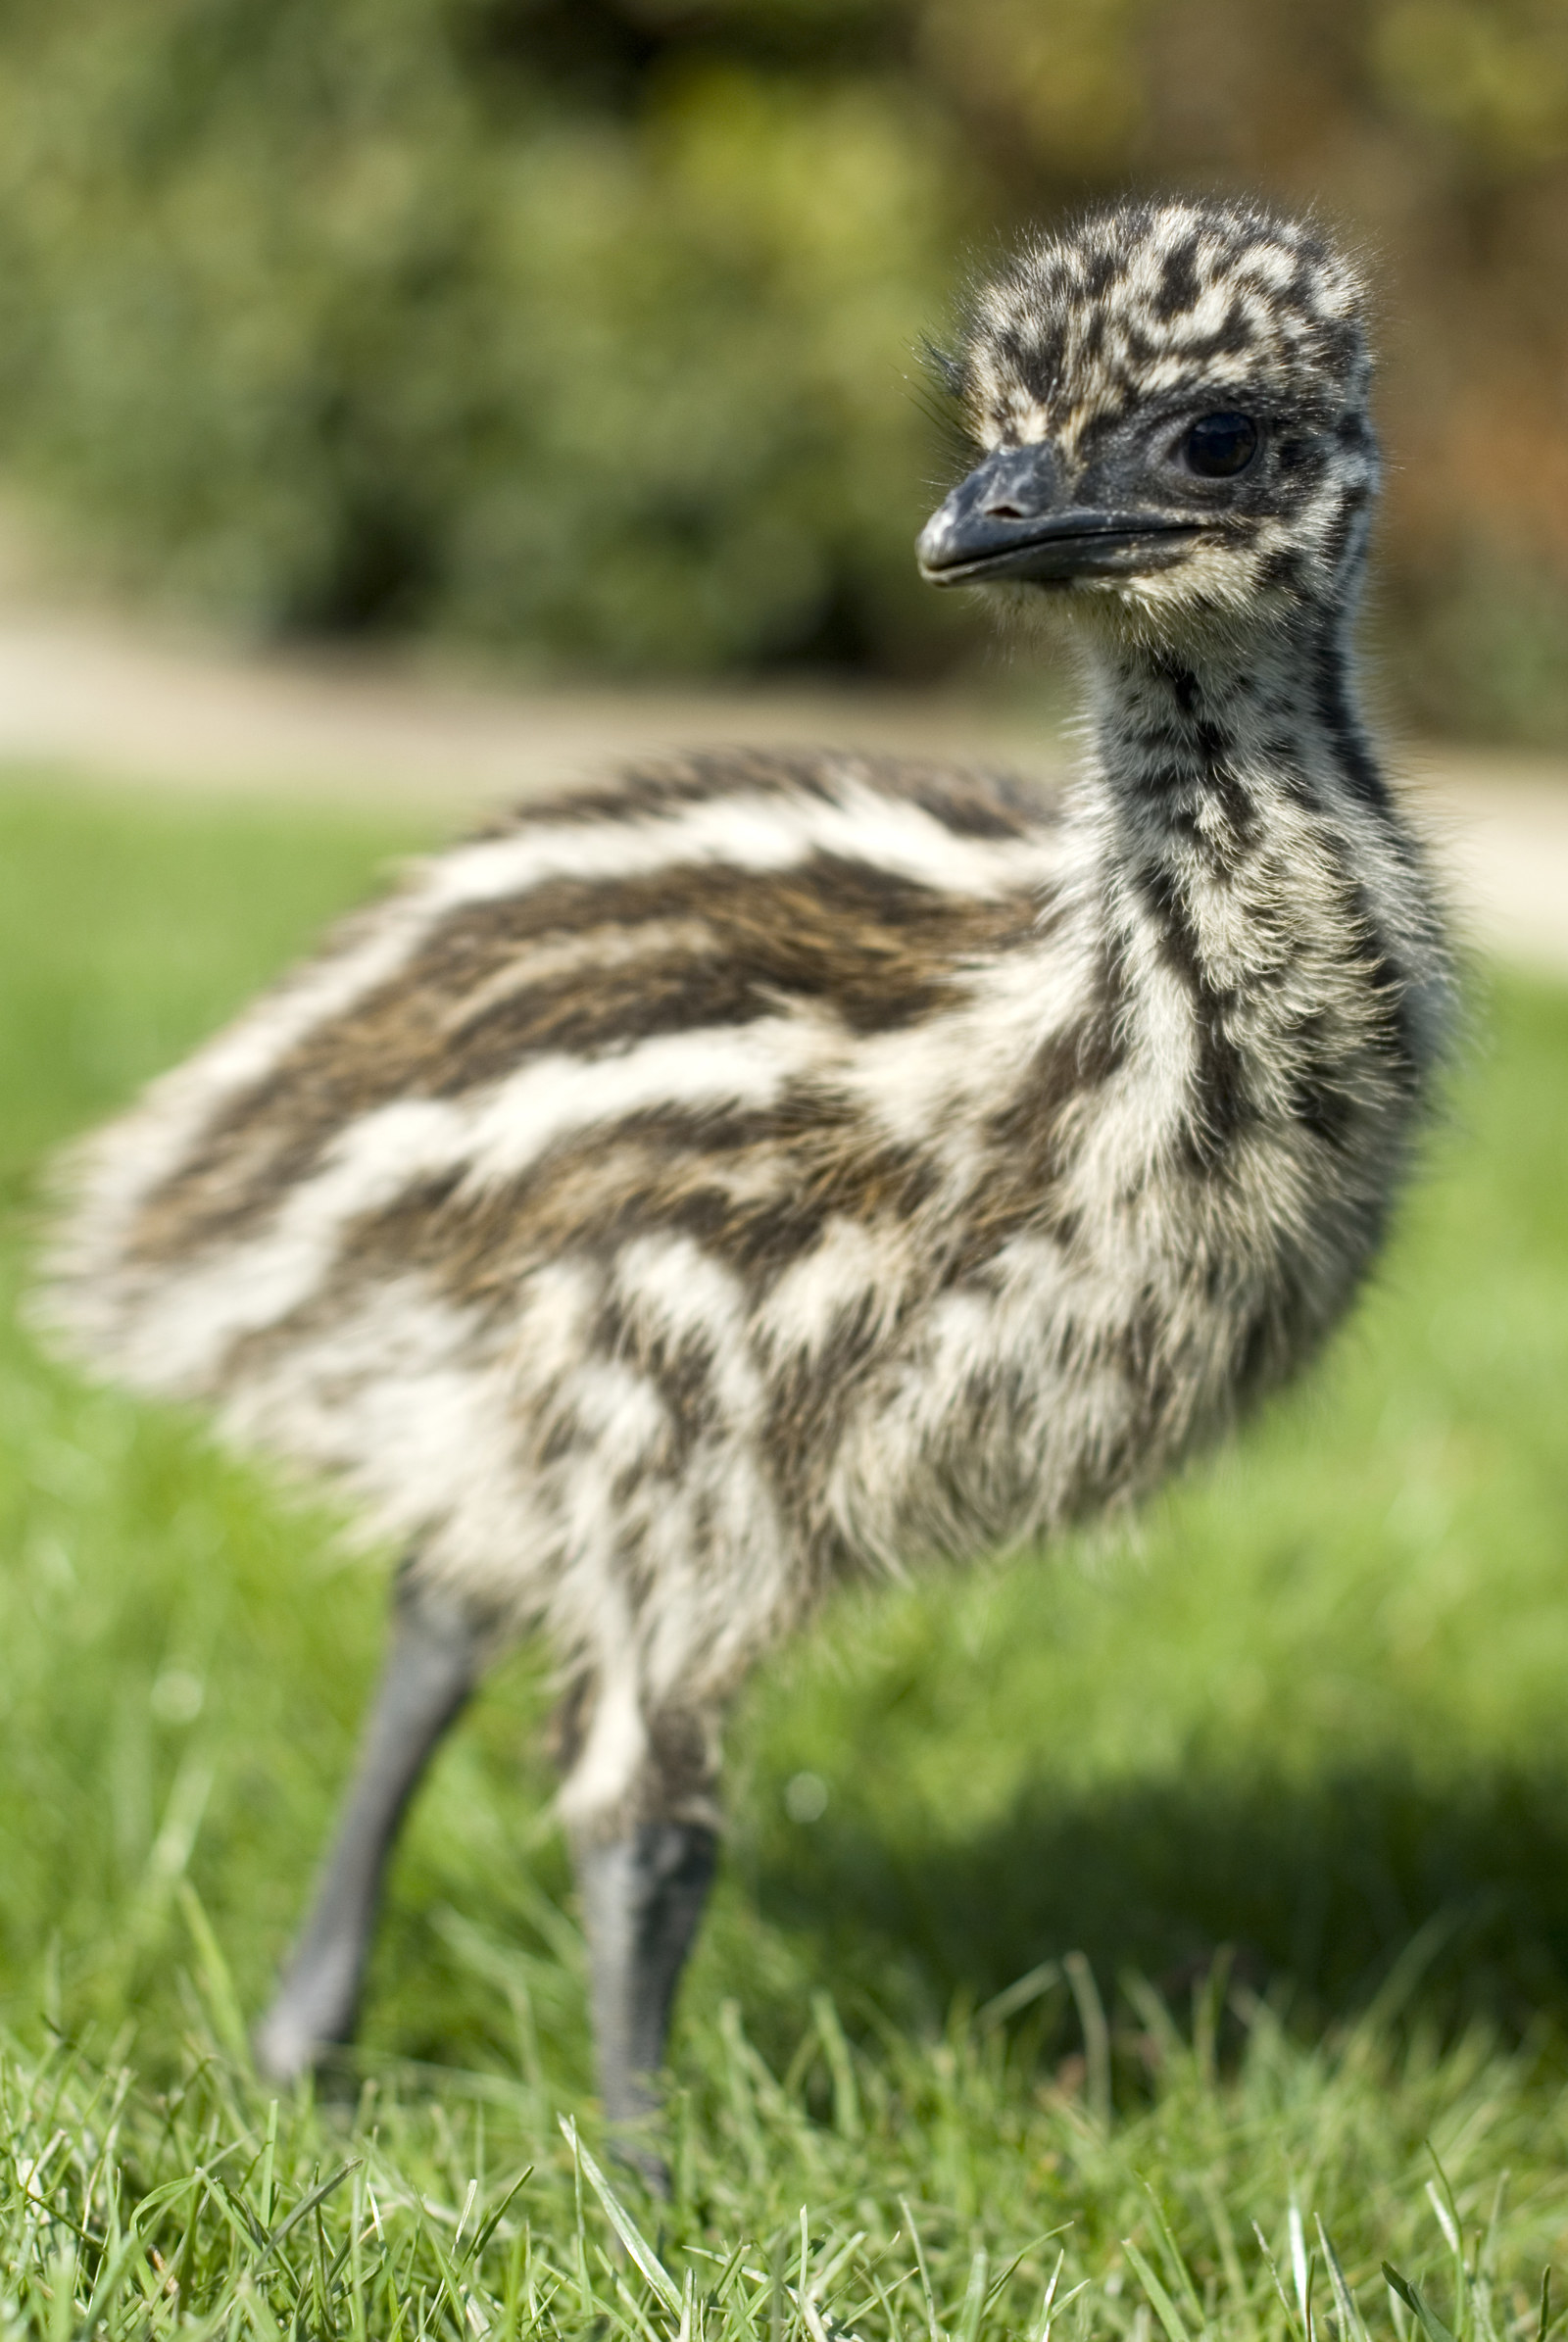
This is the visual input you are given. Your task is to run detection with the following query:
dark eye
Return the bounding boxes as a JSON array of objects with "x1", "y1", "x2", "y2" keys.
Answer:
[{"x1": 1184, "y1": 413, "x2": 1259, "y2": 477}]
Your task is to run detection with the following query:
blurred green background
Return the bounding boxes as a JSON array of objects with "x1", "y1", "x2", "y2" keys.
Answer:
[{"x1": 2, "y1": 0, "x2": 1568, "y2": 737}]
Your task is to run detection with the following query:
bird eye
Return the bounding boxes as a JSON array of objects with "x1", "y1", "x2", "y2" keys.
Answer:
[{"x1": 1184, "y1": 413, "x2": 1259, "y2": 477}]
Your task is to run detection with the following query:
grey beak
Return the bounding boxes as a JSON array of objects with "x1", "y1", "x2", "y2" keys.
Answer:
[{"x1": 916, "y1": 443, "x2": 1200, "y2": 587}]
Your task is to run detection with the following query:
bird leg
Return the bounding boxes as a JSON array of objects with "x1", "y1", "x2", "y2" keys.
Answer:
[
  {"x1": 572, "y1": 1819, "x2": 717, "y2": 2189},
  {"x1": 255, "y1": 1569, "x2": 488, "y2": 2083}
]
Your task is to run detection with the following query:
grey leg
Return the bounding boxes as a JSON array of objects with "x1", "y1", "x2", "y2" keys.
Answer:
[
  {"x1": 255, "y1": 1575, "x2": 487, "y2": 2083},
  {"x1": 574, "y1": 1821, "x2": 717, "y2": 2188}
]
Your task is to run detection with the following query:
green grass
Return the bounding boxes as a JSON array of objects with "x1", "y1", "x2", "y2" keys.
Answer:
[{"x1": 2, "y1": 768, "x2": 1568, "y2": 2337}]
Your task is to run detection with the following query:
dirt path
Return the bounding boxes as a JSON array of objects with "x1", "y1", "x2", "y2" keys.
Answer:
[{"x1": 2, "y1": 598, "x2": 1564, "y2": 975}]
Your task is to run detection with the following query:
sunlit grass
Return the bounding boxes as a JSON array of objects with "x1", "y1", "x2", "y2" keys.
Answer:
[{"x1": 2, "y1": 768, "x2": 1567, "y2": 2335}]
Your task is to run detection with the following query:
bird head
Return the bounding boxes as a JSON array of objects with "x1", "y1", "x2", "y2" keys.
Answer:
[{"x1": 917, "y1": 199, "x2": 1377, "y2": 644}]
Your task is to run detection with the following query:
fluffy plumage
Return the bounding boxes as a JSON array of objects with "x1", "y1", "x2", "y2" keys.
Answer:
[{"x1": 38, "y1": 195, "x2": 1451, "y2": 2124}]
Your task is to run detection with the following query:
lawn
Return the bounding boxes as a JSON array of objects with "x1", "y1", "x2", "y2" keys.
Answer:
[{"x1": 2, "y1": 770, "x2": 1568, "y2": 2340}]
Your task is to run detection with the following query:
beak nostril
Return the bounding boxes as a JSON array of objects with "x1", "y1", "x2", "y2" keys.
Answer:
[{"x1": 986, "y1": 502, "x2": 1026, "y2": 519}]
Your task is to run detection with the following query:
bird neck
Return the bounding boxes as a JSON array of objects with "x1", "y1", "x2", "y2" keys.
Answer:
[
  {"x1": 1081, "y1": 605, "x2": 1385, "y2": 854},
  {"x1": 1066, "y1": 602, "x2": 1448, "y2": 1083}
]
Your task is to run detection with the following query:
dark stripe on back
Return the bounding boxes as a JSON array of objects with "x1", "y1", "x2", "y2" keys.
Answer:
[
  {"x1": 323, "y1": 1098, "x2": 944, "y2": 1310},
  {"x1": 127, "y1": 852, "x2": 1045, "y2": 1265},
  {"x1": 484, "y1": 747, "x2": 1059, "y2": 844}
]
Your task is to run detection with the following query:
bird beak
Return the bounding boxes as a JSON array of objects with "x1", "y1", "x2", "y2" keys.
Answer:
[{"x1": 916, "y1": 443, "x2": 1200, "y2": 588}]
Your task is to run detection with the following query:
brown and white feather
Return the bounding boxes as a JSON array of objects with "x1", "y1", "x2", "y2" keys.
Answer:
[{"x1": 38, "y1": 201, "x2": 1453, "y2": 1844}]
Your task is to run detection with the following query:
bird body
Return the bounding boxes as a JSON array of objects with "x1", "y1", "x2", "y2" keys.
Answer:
[
  {"x1": 47, "y1": 729, "x2": 1441, "y2": 1821},
  {"x1": 39, "y1": 194, "x2": 1450, "y2": 2155}
]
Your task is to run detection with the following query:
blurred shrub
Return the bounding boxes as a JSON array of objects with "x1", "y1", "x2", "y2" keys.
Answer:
[
  {"x1": 2, "y1": 0, "x2": 1568, "y2": 736},
  {"x1": 0, "y1": 0, "x2": 974, "y2": 670}
]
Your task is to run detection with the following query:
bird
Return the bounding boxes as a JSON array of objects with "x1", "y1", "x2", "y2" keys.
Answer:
[{"x1": 38, "y1": 193, "x2": 1450, "y2": 2176}]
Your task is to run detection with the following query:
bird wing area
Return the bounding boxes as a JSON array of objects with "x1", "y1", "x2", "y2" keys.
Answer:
[{"x1": 40, "y1": 751, "x2": 1073, "y2": 1414}]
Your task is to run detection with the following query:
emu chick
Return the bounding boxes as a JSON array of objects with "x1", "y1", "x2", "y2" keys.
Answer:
[{"x1": 41, "y1": 195, "x2": 1450, "y2": 2167}]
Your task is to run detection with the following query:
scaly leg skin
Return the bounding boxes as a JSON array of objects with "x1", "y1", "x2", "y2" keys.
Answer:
[
  {"x1": 255, "y1": 1573, "x2": 488, "y2": 2084},
  {"x1": 573, "y1": 1821, "x2": 718, "y2": 2194}
]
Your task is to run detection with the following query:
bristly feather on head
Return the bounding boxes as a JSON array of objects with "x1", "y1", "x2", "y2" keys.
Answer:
[{"x1": 922, "y1": 196, "x2": 1378, "y2": 639}]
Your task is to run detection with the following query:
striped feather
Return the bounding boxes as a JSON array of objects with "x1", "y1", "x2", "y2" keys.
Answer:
[{"x1": 37, "y1": 207, "x2": 1453, "y2": 1843}]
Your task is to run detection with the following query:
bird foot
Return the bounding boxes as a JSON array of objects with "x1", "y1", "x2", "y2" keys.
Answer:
[{"x1": 254, "y1": 1958, "x2": 358, "y2": 2085}]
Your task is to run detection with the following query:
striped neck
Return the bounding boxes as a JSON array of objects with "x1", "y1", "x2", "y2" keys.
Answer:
[
  {"x1": 1060, "y1": 601, "x2": 1449, "y2": 1112},
  {"x1": 1082, "y1": 610, "x2": 1386, "y2": 852}
]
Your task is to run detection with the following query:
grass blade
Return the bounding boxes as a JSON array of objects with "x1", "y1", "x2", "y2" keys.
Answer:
[
  {"x1": 1121, "y1": 2240, "x2": 1193, "y2": 2342},
  {"x1": 560, "y1": 2117, "x2": 681, "y2": 2318},
  {"x1": 1384, "y1": 2264, "x2": 1457, "y2": 2342}
]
